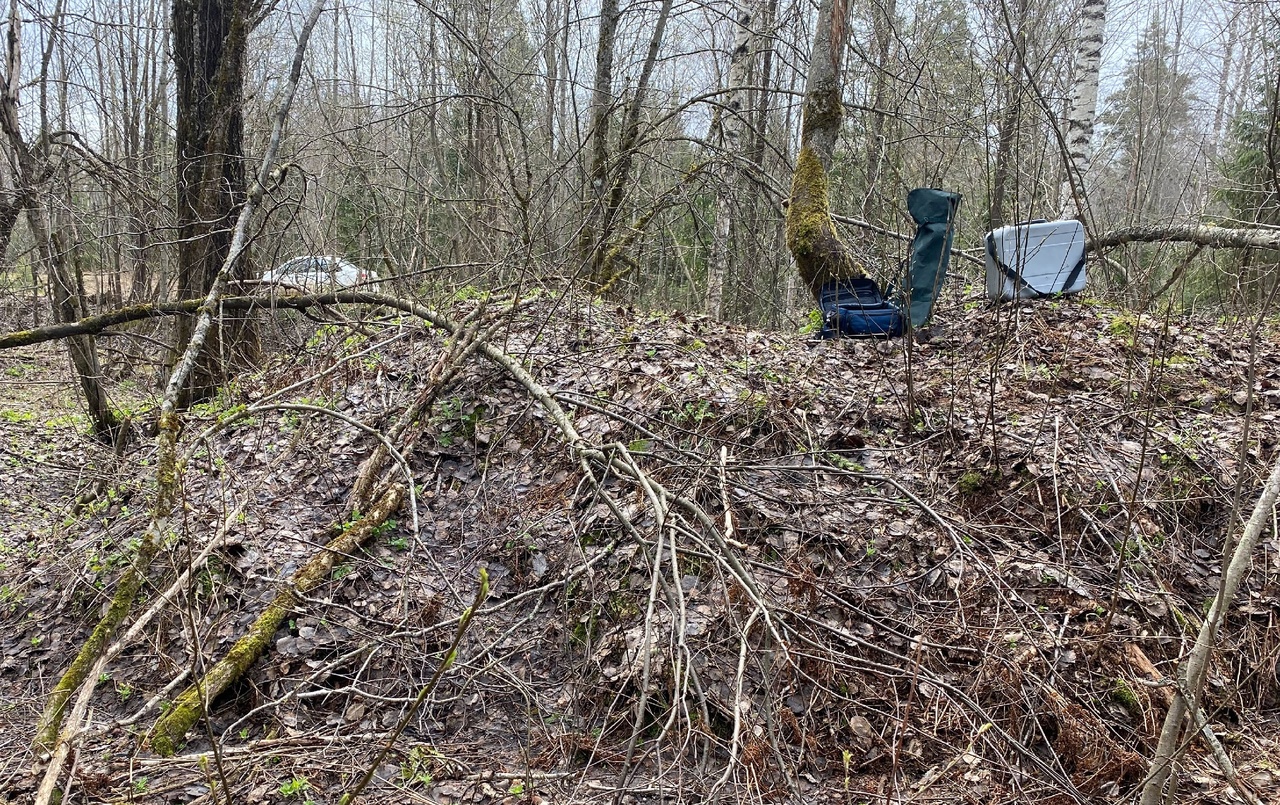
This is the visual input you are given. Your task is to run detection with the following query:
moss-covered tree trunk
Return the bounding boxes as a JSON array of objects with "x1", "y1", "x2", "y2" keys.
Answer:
[{"x1": 785, "y1": 0, "x2": 865, "y2": 300}]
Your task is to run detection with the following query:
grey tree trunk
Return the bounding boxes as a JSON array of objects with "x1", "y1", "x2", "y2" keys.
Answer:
[
  {"x1": 583, "y1": 0, "x2": 674, "y2": 289},
  {"x1": 578, "y1": 0, "x2": 621, "y2": 285},
  {"x1": 0, "y1": 0, "x2": 119, "y2": 440},
  {"x1": 988, "y1": 0, "x2": 1028, "y2": 230},
  {"x1": 706, "y1": 1, "x2": 757, "y2": 319},
  {"x1": 861, "y1": 0, "x2": 897, "y2": 223}
]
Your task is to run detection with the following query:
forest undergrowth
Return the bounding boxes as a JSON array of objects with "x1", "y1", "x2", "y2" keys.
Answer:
[{"x1": 1, "y1": 289, "x2": 1279, "y2": 804}]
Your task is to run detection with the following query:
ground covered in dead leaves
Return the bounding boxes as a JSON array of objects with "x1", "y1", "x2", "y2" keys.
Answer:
[{"x1": 2, "y1": 292, "x2": 1279, "y2": 804}]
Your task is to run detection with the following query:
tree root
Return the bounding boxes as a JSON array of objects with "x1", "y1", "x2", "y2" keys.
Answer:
[{"x1": 147, "y1": 484, "x2": 404, "y2": 756}]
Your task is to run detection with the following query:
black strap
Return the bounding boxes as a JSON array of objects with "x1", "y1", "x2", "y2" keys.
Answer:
[
  {"x1": 1060, "y1": 251, "x2": 1086, "y2": 293},
  {"x1": 988, "y1": 232, "x2": 1042, "y2": 296}
]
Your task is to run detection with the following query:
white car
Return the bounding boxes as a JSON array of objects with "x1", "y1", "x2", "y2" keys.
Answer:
[{"x1": 260, "y1": 256, "x2": 381, "y2": 292}]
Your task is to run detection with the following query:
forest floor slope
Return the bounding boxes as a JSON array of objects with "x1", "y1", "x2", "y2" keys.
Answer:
[{"x1": 1, "y1": 292, "x2": 1279, "y2": 803}]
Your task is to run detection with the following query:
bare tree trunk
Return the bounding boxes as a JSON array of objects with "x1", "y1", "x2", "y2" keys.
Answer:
[
  {"x1": 785, "y1": 0, "x2": 865, "y2": 299},
  {"x1": 706, "y1": 1, "x2": 757, "y2": 319},
  {"x1": 171, "y1": 0, "x2": 253, "y2": 402},
  {"x1": 1209, "y1": 6, "x2": 1239, "y2": 159},
  {"x1": 1058, "y1": 0, "x2": 1108, "y2": 218},
  {"x1": 988, "y1": 0, "x2": 1028, "y2": 230},
  {"x1": 748, "y1": 0, "x2": 777, "y2": 171},
  {"x1": 594, "y1": 0, "x2": 675, "y2": 288},
  {"x1": 578, "y1": 0, "x2": 620, "y2": 281},
  {"x1": 861, "y1": 0, "x2": 897, "y2": 223},
  {"x1": 0, "y1": 0, "x2": 119, "y2": 439}
]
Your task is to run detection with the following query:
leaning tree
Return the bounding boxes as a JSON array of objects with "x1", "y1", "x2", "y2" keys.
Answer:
[{"x1": 784, "y1": 0, "x2": 866, "y2": 299}]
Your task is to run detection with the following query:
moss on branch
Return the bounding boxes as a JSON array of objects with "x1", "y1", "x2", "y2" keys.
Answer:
[{"x1": 147, "y1": 484, "x2": 405, "y2": 756}]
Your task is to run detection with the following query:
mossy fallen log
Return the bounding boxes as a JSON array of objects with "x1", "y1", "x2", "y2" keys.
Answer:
[
  {"x1": 147, "y1": 484, "x2": 404, "y2": 756},
  {"x1": 33, "y1": 412, "x2": 183, "y2": 751}
]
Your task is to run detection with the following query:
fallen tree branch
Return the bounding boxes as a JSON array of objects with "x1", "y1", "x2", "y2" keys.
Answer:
[
  {"x1": 829, "y1": 211, "x2": 987, "y2": 268},
  {"x1": 1140, "y1": 453, "x2": 1280, "y2": 805},
  {"x1": 0, "y1": 292, "x2": 447, "y2": 350},
  {"x1": 1091, "y1": 224, "x2": 1280, "y2": 252},
  {"x1": 148, "y1": 484, "x2": 404, "y2": 755},
  {"x1": 32, "y1": 0, "x2": 327, "y2": 751}
]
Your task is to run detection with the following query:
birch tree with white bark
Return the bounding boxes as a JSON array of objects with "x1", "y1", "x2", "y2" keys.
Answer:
[{"x1": 1058, "y1": 0, "x2": 1109, "y2": 218}]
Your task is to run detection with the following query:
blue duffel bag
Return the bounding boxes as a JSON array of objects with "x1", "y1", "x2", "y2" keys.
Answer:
[{"x1": 818, "y1": 277, "x2": 905, "y2": 339}]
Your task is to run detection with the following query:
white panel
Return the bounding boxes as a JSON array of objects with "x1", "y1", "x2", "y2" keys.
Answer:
[{"x1": 985, "y1": 220, "x2": 1087, "y2": 301}]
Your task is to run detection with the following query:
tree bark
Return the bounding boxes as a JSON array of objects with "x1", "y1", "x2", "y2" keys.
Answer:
[
  {"x1": 171, "y1": 0, "x2": 254, "y2": 402},
  {"x1": 0, "y1": 0, "x2": 120, "y2": 440},
  {"x1": 988, "y1": 0, "x2": 1028, "y2": 230},
  {"x1": 1090, "y1": 224, "x2": 1280, "y2": 252},
  {"x1": 706, "y1": 1, "x2": 757, "y2": 319},
  {"x1": 590, "y1": 0, "x2": 675, "y2": 289},
  {"x1": 861, "y1": 0, "x2": 897, "y2": 223},
  {"x1": 1058, "y1": 0, "x2": 1109, "y2": 218},
  {"x1": 785, "y1": 0, "x2": 865, "y2": 299},
  {"x1": 578, "y1": 0, "x2": 621, "y2": 283}
]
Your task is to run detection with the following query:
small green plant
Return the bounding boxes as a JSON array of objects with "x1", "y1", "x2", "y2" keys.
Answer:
[
  {"x1": 958, "y1": 470, "x2": 986, "y2": 495},
  {"x1": 825, "y1": 452, "x2": 865, "y2": 472},
  {"x1": 279, "y1": 776, "x2": 310, "y2": 798},
  {"x1": 1111, "y1": 678, "x2": 1140, "y2": 711},
  {"x1": 133, "y1": 776, "x2": 149, "y2": 793},
  {"x1": 673, "y1": 399, "x2": 713, "y2": 425},
  {"x1": 388, "y1": 536, "x2": 409, "y2": 551},
  {"x1": 452, "y1": 284, "x2": 489, "y2": 303},
  {"x1": 508, "y1": 780, "x2": 525, "y2": 796},
  {"x1": 1107, "y1": 312, "x2": 1139, "y2": 339},
  {"x1": 399, "y1": 745, "x2": 439, "y2": 786},
  {"x1": 341, "y1": 511, "x2": 362, "y2": 532},
  {"x1": 800, "y1": 308, "x2": 824, "y2": 335}
]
